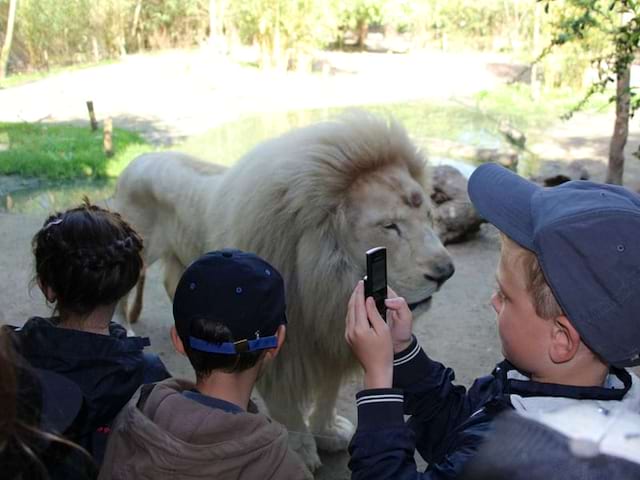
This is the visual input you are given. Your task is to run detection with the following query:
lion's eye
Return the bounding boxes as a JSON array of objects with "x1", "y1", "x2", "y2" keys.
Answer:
[{"x1": 383, "y1": 223, "x2": 401, "y2": 235}]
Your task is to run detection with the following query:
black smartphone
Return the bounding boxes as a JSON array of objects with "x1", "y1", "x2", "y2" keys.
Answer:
[{"x1": 364, "y1": 246, "x2": 387, "y2": 320}]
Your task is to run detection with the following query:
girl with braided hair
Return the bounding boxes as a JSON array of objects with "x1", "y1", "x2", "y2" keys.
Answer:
[{"x1": 9, "y1": 201, "x2": 170, "y2": 466}]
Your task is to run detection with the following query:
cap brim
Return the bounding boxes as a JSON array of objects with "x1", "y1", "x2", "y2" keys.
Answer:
[
  {"x1": 468, "y1": 163, "x2": 539, "y2": 250},
  {"x1": 34, "y1": 368, "x2": 83, "y2": 434}
]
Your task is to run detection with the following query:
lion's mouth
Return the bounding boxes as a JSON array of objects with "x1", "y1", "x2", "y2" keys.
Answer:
[{"x1": 408, "y1": 296, "x2": 432, "y2": 311}]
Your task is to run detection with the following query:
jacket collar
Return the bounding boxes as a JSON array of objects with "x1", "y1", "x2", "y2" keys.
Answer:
[{"x1": 494, "y1": 360, "x2": 633, "y2": 402}]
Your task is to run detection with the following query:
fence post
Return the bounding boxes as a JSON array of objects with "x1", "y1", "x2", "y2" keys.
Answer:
[
  {"x1": 86, "y1": 101, "x2": 98, "y2": 131},
  {"x1": 104, "y1": 117, "x2": 113, "y2": 157}
]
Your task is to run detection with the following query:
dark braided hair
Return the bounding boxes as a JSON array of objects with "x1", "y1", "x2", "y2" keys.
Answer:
[{"x1": 32, "y1": 200, "x2": 144, "y2": 316}]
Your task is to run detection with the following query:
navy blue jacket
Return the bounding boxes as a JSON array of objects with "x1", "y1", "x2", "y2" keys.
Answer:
[
  {"x1": 12, "y1": 317, "x2": 171, "y2": 465},
  {"x1": 348, "y1": 336, "x2": 633, "y2": 480}
]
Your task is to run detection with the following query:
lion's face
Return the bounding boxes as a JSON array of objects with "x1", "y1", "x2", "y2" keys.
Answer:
[{"x1": 342, "y1": 163, "x2": 454, "y2": 308}]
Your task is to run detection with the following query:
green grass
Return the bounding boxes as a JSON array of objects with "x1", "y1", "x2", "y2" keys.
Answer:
[
  {"x1": 0, "y1": 60, "x2": 117, "y2": 89},
  {"x1": 0, "y1": 122, "x2": 153, "y2": 180},
  {"x1": 472, "y1": 83, "x2": 613, "y2": 129}
]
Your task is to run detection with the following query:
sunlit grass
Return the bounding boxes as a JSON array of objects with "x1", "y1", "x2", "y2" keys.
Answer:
[{"x1": 0, "y1": 122, "x2": 153, "y2": 179}]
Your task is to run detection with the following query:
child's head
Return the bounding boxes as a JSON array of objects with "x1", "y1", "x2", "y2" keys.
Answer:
[
  {"x1": 469, "y1": 163, "x2": 640, "y2": 370},
  {"x1": 491, "y1": 234, "x2": 570, "y2": 375},
  {"x1": 32, "y1": 201, "x2": 144, "y2": 317},
  {"x1": 171, "y1": 249, "x2": 287, "y2": 381}
]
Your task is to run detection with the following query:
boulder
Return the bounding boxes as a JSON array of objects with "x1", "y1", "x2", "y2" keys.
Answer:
[
  {"x1": 530, "y1": 160, "x2": 591, "y2": 186},
  {"x1": 431, "y1": 165, "x2": 485, "y2": 244},
  {"x1": 476, "y1": 148, "x2": 519, "y2": 170}
]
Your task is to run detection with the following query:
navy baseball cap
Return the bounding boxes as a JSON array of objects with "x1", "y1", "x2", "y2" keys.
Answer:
[
  {"x1": 468, "y1": 163, "x2": 640, "y2": 367},
  {"x1": 173, "y1": 249, "x2": 287, "y2": 355}
]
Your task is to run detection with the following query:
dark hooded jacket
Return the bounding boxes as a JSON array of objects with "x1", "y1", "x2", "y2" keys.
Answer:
[
  {"x1": 348, "y1": 336, "x2": 639, "y2": 480},
  {"x1": 12, "y1": 317, "x2": 170, "y2": 464},
  {"x1": 99, "y1": 378, "x2": 312, "y2": 480}
]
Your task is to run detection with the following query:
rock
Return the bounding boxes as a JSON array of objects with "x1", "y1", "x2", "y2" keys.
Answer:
[
  {"x1": 498, "y1": 120, "x2": 526, "y2": 149},
  {"x1": 431, "y1": 165, "x2": 485, "y2": 244},
  {"x1": 530, "y1": 160, "x2": 591, "y2": 187},
  {"x1": 476, "y1": 148, "x2": 518, "y2": 170}
]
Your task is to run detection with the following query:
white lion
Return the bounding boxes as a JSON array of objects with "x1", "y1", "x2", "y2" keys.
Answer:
[{"x1": 115, "y1": 112, "x2": 455, "y2": 471}]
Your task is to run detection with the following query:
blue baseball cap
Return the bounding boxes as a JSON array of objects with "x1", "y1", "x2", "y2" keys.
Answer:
[
  {"x1": 173, "y1": 249, "x2": 287, "y2": 355},
  {"x1": 468, "y1": 163, "x2": 640, "y2": 367}
]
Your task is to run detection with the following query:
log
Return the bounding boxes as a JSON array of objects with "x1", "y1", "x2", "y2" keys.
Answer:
[
  {"x1": 87, "y1": 101, "x2": 98, "y2": 131},
  {"x1": 104, "y1": 117, "x2": 113, "y2": 157}
]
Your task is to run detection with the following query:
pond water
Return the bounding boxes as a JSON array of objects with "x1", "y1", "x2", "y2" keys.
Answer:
[{"x1": 1, "y1": 101, "x2": 520, "y2": 215}]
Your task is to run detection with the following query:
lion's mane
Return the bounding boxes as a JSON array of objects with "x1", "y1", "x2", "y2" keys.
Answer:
[{"x1": 207, "y1": 112, "x2": 429, "y2": 404}]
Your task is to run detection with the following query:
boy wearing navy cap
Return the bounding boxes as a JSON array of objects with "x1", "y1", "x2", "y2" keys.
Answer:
[
  {"x1": 345, "y1": 163, "x2": 640, "y2": 480},
  {"x1": 100, "y1": 250, "x2": 311, "y2": 480}
]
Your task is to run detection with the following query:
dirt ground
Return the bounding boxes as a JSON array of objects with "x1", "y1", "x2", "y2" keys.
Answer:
[{"x1": 2, "y1": 48, "x2": 640, "y2": 477}]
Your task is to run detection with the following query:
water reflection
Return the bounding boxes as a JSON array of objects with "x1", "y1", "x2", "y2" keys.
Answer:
[{"x1": 1, "y1": 179, "x2": 117, "y2": 214}]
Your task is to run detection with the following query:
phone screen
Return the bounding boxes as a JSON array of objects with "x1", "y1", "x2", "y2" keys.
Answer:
[{"x1": 371, "y1": 256, "x2": 386, "y2": 292}]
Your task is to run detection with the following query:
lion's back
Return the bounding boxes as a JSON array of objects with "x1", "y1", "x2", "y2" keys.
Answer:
[{"x1": 114, "y1": 152, "x2": 228, "y2": 263}]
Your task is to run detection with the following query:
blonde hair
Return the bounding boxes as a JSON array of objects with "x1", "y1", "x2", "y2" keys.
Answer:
[{"x1": 500, "y1": 234, "x2": 563, "y2": 320}]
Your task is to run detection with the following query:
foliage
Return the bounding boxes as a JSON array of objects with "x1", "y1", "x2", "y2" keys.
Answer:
[
  {"x1": 335, "y1": 0, "x2": 385, "y2": 33},
  {"x1": 0, "y1": 0, "x2": 631, "y2": 95},
  {"x1": 226, "y1": 0, "x2": 336, "y2": 68},
  {"x1": 4, "y1": 0, "x2": 208, "y2": 73},
  {"x1": 0, "y1": 122, "x2": 153, "y2": 179},
  {"x1": 540, "y1": 0, "x2": 640, "y2": 116},
  {"x1": 135, "y1": 0, "x2": 208, "y2": 50}
]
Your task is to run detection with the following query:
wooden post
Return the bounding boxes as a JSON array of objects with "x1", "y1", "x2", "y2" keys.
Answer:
[
  {"x1": 104, "y1": 117, "x2": 113, "y2": 157},
  {"x1": 86, "y1": 101, "x2": 98, "y2": 131}
]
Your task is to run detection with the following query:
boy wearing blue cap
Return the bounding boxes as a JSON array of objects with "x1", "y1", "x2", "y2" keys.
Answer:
[
  {"x1": 99, "y1": 250, "x2": 311, "y2": 480},
  {"x1": 345, "y1": 163, "x2": 640, "y2": 479}
]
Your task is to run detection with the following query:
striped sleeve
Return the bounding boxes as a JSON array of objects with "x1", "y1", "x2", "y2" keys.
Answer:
[
  {"x1": 355, "y1": 388, "x2": 405, "y2": 428},
  {"x1": 393, "y1": 335, "x2": 434, "y2": 387},
  {"x1": 393, "y1": 336, "x2": 421, "y2": 367}
]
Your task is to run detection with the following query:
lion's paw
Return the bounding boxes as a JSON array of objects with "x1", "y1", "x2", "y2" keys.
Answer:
[
  {"x1": 288, "y1": 430, "x2": 322, "y2": 472},
  {"x1": 312, "y1": 415, "x2": 355, "y2": 452}
]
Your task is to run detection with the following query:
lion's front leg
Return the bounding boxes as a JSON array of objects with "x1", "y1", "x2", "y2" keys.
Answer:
[
  {"x1": 261, "y1": 387, "x2": 322, "y2": 473},
  {"x1": 309, "y1": 373, "x2": 355, "y2": 452}
]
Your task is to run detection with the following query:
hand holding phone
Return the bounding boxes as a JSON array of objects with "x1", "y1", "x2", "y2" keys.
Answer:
[{"x1": 364, "y1": 246, "x2": 387, "y2": 320}]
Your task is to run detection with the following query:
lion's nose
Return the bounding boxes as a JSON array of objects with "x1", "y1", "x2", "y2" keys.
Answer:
[{"x1": 424, "y1": 262, "x2": 455, "y2": 288}]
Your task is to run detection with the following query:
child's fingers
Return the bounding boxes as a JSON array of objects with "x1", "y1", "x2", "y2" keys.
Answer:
[
  {"x1": 345, "y1": 282, "x2": 361, "y2": 343},
  {"x1": 346, "y1": 285, "x2": 357, "y2": 321},
  {"x1": 353, "y1": 281, "x2": 368, "y2": 330},
  {"x1": 365, "y1": 297, "x2": 387, "y2": 333},
  {"x1": 385, "y1": 296, "x2": 408, "y2": 311}
]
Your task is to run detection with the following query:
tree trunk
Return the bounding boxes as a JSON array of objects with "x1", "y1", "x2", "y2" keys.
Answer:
[
  {"x1": 209, "y1": 0, "x2": 217, "y2": 44},
  {"x1": 0, "y1": 0, "x2": 18, "y2": 80},
  {"x1": 131, "y1": 0, "x2": 142, "y2": 51},
  {"x1": 357, "y1": 20, "x2": 368, "y2": 49},
  {"x1": 531, "y1": 1, "x2": 542, "y2": 100},
  {"x1": 606, "y1": 65, "x2": 631, "y2": 185}
]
